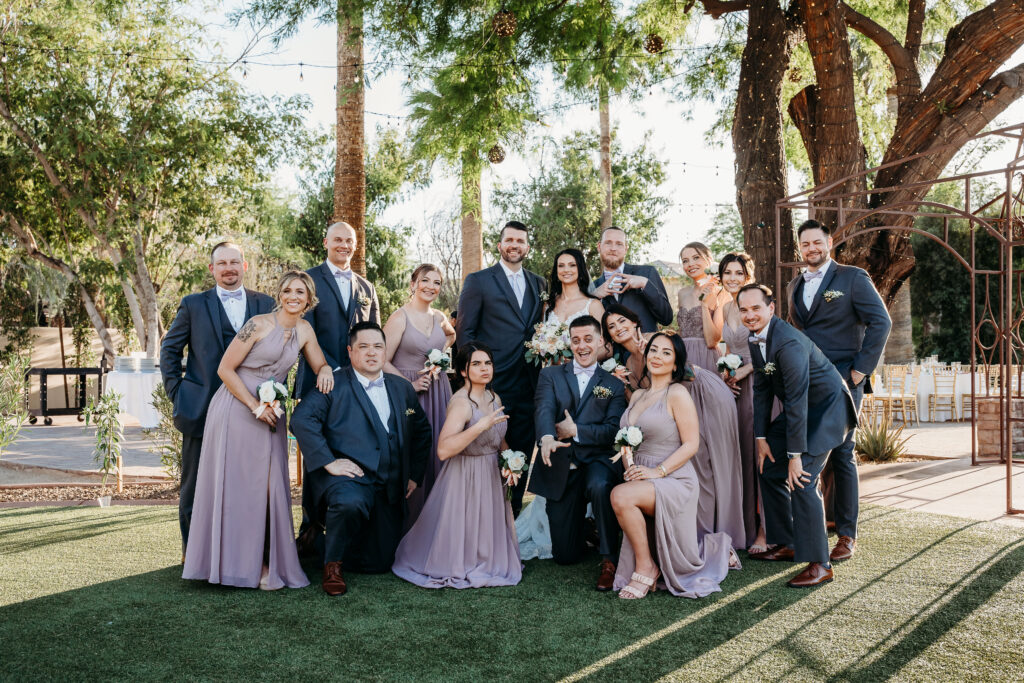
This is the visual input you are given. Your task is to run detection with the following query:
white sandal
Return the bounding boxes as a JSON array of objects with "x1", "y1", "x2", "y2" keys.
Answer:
[{"x1": 618, "y1": 569, "x2": 659, "y2": 599}]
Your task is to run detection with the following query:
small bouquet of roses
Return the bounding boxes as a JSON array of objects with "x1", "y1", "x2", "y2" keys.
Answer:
[
  {"x1": 421, "y1": 348, "x2": 452, "y2": 379},
  {"x1": 253, "y1": 379, "x2": 289, "y2": 432},
  {"x1": 601, "y1": 356, "x2": 631, "y2": 382},
  {"x1": 697, "y1": 267, "x2": 719, "y2": 301},
  {"x1": 498, "y1": 449, "x2": 528, "y2": 500},
  {"x1": 717, "y1": 353, "x2": 744, "y2": 377},
  {"x1": 611, "y1": 425, "x2": 643, "y2": 469},
  {"x1": 524, "y1": 320, "x2": 572, "y2": 367}
]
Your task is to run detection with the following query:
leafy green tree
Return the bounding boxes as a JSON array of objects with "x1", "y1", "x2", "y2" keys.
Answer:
[
  {"x1": 491, "y1": 130, "x2": 668, "y2": 276},
  {"x1": 704, "y1": 206, "x2": 745, "y2": 259}
]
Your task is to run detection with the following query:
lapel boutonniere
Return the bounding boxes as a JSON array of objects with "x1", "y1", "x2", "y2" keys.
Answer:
[
  {"x1": 405, "y1": 408, "x2": 415, "y2": 416},
  {"x1": 539, "y1": 290, "x2": 549, "y2": 302},
  {"x1": 762, "y1": 362, "x2": 777, "y2": 376},
  {"x1": 822, "y1": 289, "x2": 844, "y2": 303},
  {"x1": 357, "y1": 294, "x2": 372, "y2": 308},
  {"x1": 592, "y1": 385, "x2": 613, "y2": 399}
]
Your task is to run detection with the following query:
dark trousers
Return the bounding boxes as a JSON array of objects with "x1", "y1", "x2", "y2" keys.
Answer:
[
  {"x1": 761, "y1": 422, "x2": 831, "y2": 564},
  {"x1": 547, "y1": 464, "x2": 621, "y2": 564},
  {"x1": 495, "y1": 372, "x2": 535, "y2": 516},
  {"x1": 822, "y1": 381, "x2": 863, "y2": 538},
  {"x1": 321, "y1": 476, "x2": 402, "y2": 573},
  {"x1": 179, "y1": 433, "x2": 203, "y2": 553}
]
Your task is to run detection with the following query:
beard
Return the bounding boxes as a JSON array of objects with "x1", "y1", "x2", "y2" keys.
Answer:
[
  {"x1": 500, "y1": 246, "x2": 525, "y2": 264},
  {"x1": 600, "y1": 253, "x2": 624, "y2": 271}
]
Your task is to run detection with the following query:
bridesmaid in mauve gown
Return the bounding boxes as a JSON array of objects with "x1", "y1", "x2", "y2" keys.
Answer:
[
  {"x1": 383, "y1": 264, "x2": 456, "y2": 526},
  {"x1": 676, "y1": 242, "x2": 730, "y2": 372},
  {"x1": 611, "y1": 333, "x2": 736, "y2": 599},
  {"x1": 184, "y1": 271, "x2": 335, "y2": 590},
  {"x1": 392, "y1": 342, "x2": 522, "y2": 589}
]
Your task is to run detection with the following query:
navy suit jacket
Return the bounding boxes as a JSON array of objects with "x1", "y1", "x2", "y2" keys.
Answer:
[
  {"x1": 456, "y1": 263, "x2": 546, "y2": 396},
  {"x1": 749, "y1": 317, "x2": 857, "y2": 456},
  {"x1": 159, "y1": 287, "x2": 274, "y2": 438},
  {"x1": 296, "y1": 262, "x2": 381, "y2": 398},
  {"x1": 592, "y1": 263, "x2": 673, "y2": 333},
  {"x1": 529, "y1": 363, "x2": 627, "y2": 501},
  {"x1": 787, "y1": 261, "x2": 891, "y2": 387},
  {"x1": 289, "y1": 367, "x2": 431, "y2": 492}
]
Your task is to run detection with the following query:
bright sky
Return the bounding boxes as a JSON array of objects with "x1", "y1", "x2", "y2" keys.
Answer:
[{"x1": 203, "y1": 4, "x2": 1024, "y2": 266}]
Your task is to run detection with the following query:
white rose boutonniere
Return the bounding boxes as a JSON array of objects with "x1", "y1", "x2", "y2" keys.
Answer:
[
  {"x1": 762, "y1": 362, "x2": 777, "y2": 376},
  {"x1": 592, "y1": 385, "x2": 613, "y2": 399},
  {"x1": 405, "y1": 408, "x2": 415, "y2": 416},
  {"x1": 539, "y1": 290, "x2": 549, "y2": 302},
  {"x1": 822, "y1": 289, "x2": 845, "y2": 303},
  {"x1": 357, "y1": 294, "x2": 372, "y2": 308}
]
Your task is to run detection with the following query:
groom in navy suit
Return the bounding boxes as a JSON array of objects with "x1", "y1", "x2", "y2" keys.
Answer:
[
  {"x1": 531, "y1": 316, "x2": 627, "y2": 591},
  {"x1": 290, "y1": 322, "x2": 431, "y2": 596},
  {"x1": 787, "y1": 220, "x2": 891, "y2": 562},
  {"x1": 739, "y1": 284, "x2": 857, "y2": 588},
  {"x1": 159, "y1": 241, "x2": 274, "y2": 554},
  {"x1": 456, "y1": 220, "x2": 546, "y2": 514}
]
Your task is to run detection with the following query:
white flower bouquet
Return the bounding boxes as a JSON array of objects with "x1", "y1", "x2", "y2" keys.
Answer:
[
  {"x1": 253, "y1": 379, "x2": 288, "y2": 432},
  {"x1": 421, "y1": 348, "x2": 452, "y2": 379},
  {"x1": 524, "y1": 320, "x2": 572, "y2": 367},
  {"x1": 611, "y1": 425, "x2": 643, "y2": 469},
  {"x1": 717, "y1": 353, "x2": 744, "y2": 377},
  {"x1": 498, "y1": 449, "x2": 528, "y2": 500},
  {"x1": 698, "y1": 267, "x2": 719, "y2": 301},
  {"x1": 601, "y1": 356, "x2": 631, "y2": 381}
]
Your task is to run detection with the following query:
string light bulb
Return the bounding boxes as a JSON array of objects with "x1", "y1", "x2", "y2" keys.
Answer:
[{"x1": 299, "y1": 61, "x2": 304, "y2": 82}]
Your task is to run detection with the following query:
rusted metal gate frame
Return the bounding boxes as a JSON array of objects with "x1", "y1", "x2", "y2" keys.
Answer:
[{"x1": 773, "y1": 122, "x2": 1024, "y2": 516}]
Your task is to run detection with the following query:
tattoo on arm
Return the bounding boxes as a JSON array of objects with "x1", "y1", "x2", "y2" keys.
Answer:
[{"x1": 236, "y1": 319, "x2": 257, "y2": 342}]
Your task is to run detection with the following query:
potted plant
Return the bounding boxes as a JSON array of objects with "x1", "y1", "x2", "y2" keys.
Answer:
[{"x1": 83, "y1": 390, "x2": 124, "y2": 506}]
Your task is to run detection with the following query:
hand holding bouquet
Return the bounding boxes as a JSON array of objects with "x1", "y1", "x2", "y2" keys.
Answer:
[
  {"x1": 524, "y1": 320, "x2": 572, "y2": 367},
  {"x1": 697, "y1": 267, "x2": 720, "y2": 302},
  {"x1": 717, "y1": 353, "x2": 744, "y2": 378},
  {"x1": 498, "y1": 449, "x2": 528, "y2": 500},
  {"x1": 421, "y1": 348, "x2": 452, "y2": 380},
  {"x1": 611, "y1": 425, "x2": 643, "y2": 469},
  {"x1": 601, "y1": 356, "x2": 631, "y2": 382},
  {"x1": 254, "y1": 380, "x2": 288, "y2": 432}
]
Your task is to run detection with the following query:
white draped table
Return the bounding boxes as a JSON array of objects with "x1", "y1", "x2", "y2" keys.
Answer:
[
  {"x1": 104, "y1": 371, "x2": 161, "y2": 428},
  {"x1": 914, "y1": 369, "x2": 982, "y2": 422}
]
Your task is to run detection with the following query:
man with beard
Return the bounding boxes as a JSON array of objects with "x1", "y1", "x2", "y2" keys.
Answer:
[
  {"x1": 591, "y1": 226, "x2": 673, "y2": 333},
  {"x1": 786, "y1": 220, "x2": 890, "y2": 563},
  {"x1": 456, "y1": 221, "x2": 546, "y2": 514},
  {"x1": 160, "y1": 241, "x2": 274, "y2": 557}
]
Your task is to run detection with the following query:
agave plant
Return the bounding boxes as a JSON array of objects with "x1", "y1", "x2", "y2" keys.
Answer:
[{"x1": 855, "y1": 418, "x2": 913, "y2": 463}]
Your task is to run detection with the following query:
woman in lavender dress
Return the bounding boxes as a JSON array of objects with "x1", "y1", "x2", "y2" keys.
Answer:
[
  {"x1": 392, "y1": 342, "x2": 522, "y2": 589},
  {"x1": 183, "y1": 271, "x2": 334, "y2": 590},
  {"x1": 611, "y1": 333, "x2": 739, "y2": 599},
  {"x1": 383, "y1": 264, "x2": 456, "y2": 526},
  {"x1": 716, "y1": 252, "x2": 766, "y2": 552},
  {"x1": 676, "y1": 242, "x2": 730, "y2": 372}
]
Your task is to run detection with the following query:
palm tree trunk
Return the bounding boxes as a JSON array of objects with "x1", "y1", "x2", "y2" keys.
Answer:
[
  {"x1": 598, "y1": 83, "x2": 612, "y2": 230},
  {"x1": 460, "y1": 152, "x2": 482, "y2": 280},
  {"x1": 335, "y1": 0, "x2": 366, "y2": 275}
]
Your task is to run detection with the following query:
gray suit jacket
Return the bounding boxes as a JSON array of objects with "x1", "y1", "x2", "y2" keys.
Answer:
[
  {"x1": 749, "y1": 317, "x2": 857, "y2": 456},
  {"x1": 787, "y1": 261, "x2": 891, "y2": 386},
  {"x1": 593, "y1": 263, "x2": 673, "y2": 333}
]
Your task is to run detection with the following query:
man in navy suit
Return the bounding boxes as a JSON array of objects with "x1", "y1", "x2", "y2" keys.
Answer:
[
  {"x1": 530, "y1": 316, "x2": 627, "y2": 591},
  {"x1": 159, "y1": 241, "x2": 274, "y2": 554},
  {"x1": 786, "y1": 220, "x2": 891, "y2": 562},
  {"x1": 456, "y1": 220, "x2": 546, "y2": 514},
  {"x1": 591, "y1": 226, "x2": 673, "y2": 333},
  {"x1": 290, "y1": 322, "x2": 431, "y2": 596},
  {"x1": 739, "y1": 284, "x2": 857, "y2": 588}
]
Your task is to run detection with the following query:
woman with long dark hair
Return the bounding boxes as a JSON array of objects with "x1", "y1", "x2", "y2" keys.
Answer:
[
  {"x1": 392, "y1": 342, "x2": 522, "y2": 588},
  {"x1": 545, "y1": 248, "x2": 605, "y2": 326}
]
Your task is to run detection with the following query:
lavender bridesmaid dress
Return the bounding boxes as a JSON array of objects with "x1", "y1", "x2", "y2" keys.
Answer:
[
  {"x1": 392, "y1": 400, "x2": 522, "y2": 589},
  {"x1": 613, "y1": 390, "x2": 734, "y2": 598},
  {"x1": 183, "y1": 320, "x2": 309, "y2": 589},
  {"x1": 677, "y1": 304, "x2": 720, "y2": 372},
  {"x1": 722, "y1": 318, "x2": 762, "y2": 548},
  {"x1": 390, "y1": 310, "x2": 453, "y2": 526}
]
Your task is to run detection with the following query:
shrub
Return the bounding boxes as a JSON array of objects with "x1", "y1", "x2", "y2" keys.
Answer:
[
  {"x1": 0, "y1": 353, "x2": 30, "y2": 458},
  {"x1": 144, "y1": 383, "x2": 182, "y2": 485},
  {"x1": 82, "y1": 390, "x2": 124, "y2": 488},
  {"x1": 856, "y1": 418, "x2": 913, "y2": 463}
]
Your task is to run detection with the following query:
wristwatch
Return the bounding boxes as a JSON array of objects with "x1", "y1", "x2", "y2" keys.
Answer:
[{"x1": 787, "y1": 452, "x2": 801, "y2": 460}]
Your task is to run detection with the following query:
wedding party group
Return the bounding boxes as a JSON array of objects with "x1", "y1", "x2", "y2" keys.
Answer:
[{"x1": 159, "y1": 217, "x2": 891, "y2": 599}]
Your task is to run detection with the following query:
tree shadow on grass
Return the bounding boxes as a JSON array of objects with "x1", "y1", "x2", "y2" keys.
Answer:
[{"x1": 0, "y1": 508, "x2": 170, "y2": 555}]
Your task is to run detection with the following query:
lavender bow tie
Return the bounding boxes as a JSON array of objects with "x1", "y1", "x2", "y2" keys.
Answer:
[
  {"x1": 749, "y1": 335, "x2": 766, "y2": 344},
  {"x1": 575, "y1": 364, "x2": 597, "y2": 378},
  {"x1": 803, "y1": 270, "x2": 824, "y2": 282},
  {"x1": 334, "y1": 269, "x2": 353, "y2": 281},
  {"x1": 220, "y1": 290, "x2": 243, "y2": 301},
  {"x1": 366, "y1": 377, "x2": 385, "y2": 390}
]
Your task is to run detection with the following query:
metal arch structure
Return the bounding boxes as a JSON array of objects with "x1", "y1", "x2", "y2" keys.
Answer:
[{"x1": 774, "y1": 122, "x2": 1024, "y2": 516}]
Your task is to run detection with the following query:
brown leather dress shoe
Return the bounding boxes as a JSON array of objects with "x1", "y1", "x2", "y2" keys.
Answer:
[
  {"x1": 830, "y1": 535, "x2": 856, "y2": 561},
  {"x1": 787, "y1": 562, "x2": 833, "y2": 588},
  {"x1": 749, "y1": 545, "x2": 795, "y2": 562},
  {"x1": 322, "y1": 561, "x2": 347, "y2": 596},
  {"x1": 596, "y1": 559, "x2": 616, "y2": 592}
]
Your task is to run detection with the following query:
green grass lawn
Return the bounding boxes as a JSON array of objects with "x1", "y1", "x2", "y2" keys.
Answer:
[{"x1": 1, "y1": 505, "x2": 1022, "y2": 682}]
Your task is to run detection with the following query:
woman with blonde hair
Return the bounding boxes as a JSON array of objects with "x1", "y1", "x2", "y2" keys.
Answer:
[
  {"x1": 676, "y1": 242, "x2": 730, "y2": 371},
  {"x1": 184, "y1": 270, "x2": 334, "y2": 590}
]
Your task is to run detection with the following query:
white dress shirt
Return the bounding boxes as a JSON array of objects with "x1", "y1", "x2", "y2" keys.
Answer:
[
  {"x1": 802, "y1": 258, "x2": 833, "y2": 310},
  {"x1": 500, "y1": 260, "x2": 525, "y2": 308},
  {"x1": 215, "y1": 285, "x2": 246, "y2": 332},
  {"x1": 326, "y1": 261, "x2": 353, "y2": 309},
  {"x1": 572, "y1": 360, "x2": 594, "y2": 398},
  {"x1": 355, "y1": 370, "x2": 390, "y2": 432},
  {"x1": 752, "y1": 319, "x2": 799, "y2": 458}
]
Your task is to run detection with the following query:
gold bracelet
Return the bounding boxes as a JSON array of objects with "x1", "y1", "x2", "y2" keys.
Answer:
[{"x1": 658, "y1": 465, "x2": 668, "y2": 478}]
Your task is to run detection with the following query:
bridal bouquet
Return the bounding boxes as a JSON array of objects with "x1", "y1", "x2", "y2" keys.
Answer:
[
  {"x1": 611, "y1": 425, "x2": 643, "y2": 469},
  {"x1": 524, "y1": 320, "x2": 572, "y2": 367},
  {"x1": 717, "y1": 353, "x2": 744, "y2": 377},
  {"x1": 253, "y1": 379, "x2": 288, "y2": 432},
  {"x1": 498, "y1": 449, "x2": 528, "y2": 500},
  {"x1": 600, "y1": 356, "x2": 630, "y2": 381},
  {"x1": 421, "y1": 348, "x2": 452, "y2": 379}
]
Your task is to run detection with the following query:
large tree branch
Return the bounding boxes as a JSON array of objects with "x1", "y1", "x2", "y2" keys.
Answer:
[
  {"x1": 698, "y1": 0, "x2": 750, "y2": 20},
  {"x1": 842, "y1": 2, "x2": 921, "y2": 103},
  {"x1": 905, "y1": 0, "x2": 925, "y2": 64}
]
